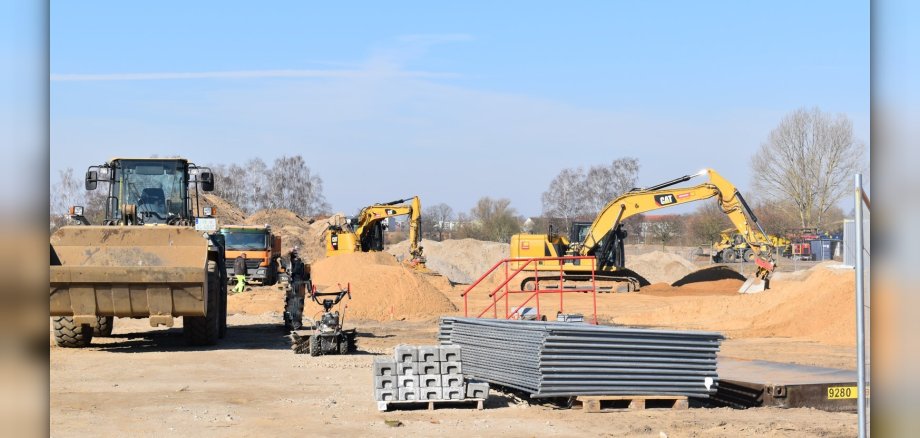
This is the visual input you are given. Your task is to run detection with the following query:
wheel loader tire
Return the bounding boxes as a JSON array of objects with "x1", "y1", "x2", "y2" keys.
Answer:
[
  {"x1": 742, "y1": 249, "x2": 755, "y2": 263},
  {"x1": 53, "y1": 316, "x2": 93, "y2": 348},
  {"x1": 338, "y1": 336, "x2": 349, "y2": 355},
  {"x1": 309, "y1": 334, "x2": 321, "y2": 357},
  {"x1": 723, "y1": 249, "x2": 738, "y2": 263},
  {"x1": 218, "y1": 270, "x2": 228, "y2": 339},
  {"x1": 92, "y1": 316, "x2": 114, "y2": 337},
  {"x1": 184, "y1": 261, "x2": 220, "y2": 346}
]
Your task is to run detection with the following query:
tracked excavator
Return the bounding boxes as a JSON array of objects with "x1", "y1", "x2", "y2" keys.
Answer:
[
  {"x1": 325, "y1": 196, "x2": 425, "y2": 267},
  {"x1": 511, "y1": 168, "x2": 776, "y2": 293},
  {"x1": 50, "y1": 157, "x2": 228, "y2": 347}
]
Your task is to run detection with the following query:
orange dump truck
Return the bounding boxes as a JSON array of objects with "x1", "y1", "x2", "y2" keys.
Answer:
[{"x1": 220, "y1": 225, "x2": 282, "y2": 286}]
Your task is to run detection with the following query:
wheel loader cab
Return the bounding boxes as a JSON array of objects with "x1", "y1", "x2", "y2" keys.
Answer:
[{"x1": 84, "y1": 158, "x2": 214, "y2": 225}]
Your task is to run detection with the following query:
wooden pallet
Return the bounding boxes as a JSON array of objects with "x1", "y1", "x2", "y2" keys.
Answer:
[
  {"x1": 377, "y1": 398, "x2": 485, "y2": 412},
  {"x1": 576, "y1": 395, "x2": 688, "y2": 412}
]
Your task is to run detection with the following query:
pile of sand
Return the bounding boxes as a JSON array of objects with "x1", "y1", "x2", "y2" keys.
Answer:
[
  {"x1": 625, "y1": 250, "x2": 698, "y2": 285},
  {"x1": 309, "y1": 252, "x2": 457, "y2": 321},
  {"x1": 200, "y1": 193, "x2": 247, "y2": 225},
  {"x1": 387, "y1": 238, "x2": 509, "y2": 284},
  {"x1": 613, "y1": 265, "x2": 857, "y2": 346}
]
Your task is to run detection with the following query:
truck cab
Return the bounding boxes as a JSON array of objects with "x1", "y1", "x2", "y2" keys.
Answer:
[{"x1": 220, "y1": 225, "x2": 282, "y2": 285}]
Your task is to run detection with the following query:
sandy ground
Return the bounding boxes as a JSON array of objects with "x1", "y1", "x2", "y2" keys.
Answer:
[{"x1": 50, "y1": 314, "x2": 861, "y2": 438}]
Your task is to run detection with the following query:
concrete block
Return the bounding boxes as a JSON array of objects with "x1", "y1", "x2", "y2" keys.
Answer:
[
  {"x1": 439, "y1": 344, "x2": 462, "y2": 362},
  {"x1": 417, "y1": 361, "x2": 439, "y2": 375},
  {"x1": 373, "y1": 358, "x2": 396, "y2": 376},
  {"x1": 375, "y1": 388, "x2": 397, "y2": 401},
  {"x1": 397, "y1": 375, "x2": 420, "y2": 388},
  {"x1": 442, "y1": 374, "x2": 464, "y2": 388},
  {"x1": 442, "y1": 387, "x2": 464, "y2": 400},
  {"x1": 419, "y1": 387, "x2": 442, "y2": 400},
  {"x1": 418, "y1": 345, "x2": 440, "y2": 362},
  {"x1": 440, "y1": 361, "x2": 462, "y2": 375},
  {"x1": 397, "y1": 362, "x2": 417, "y2": 376},
  {"x1": 375, "y1": 375, "x2": 397, "y2": 389},
  {"x1": 398, "y1": 387, "x2": 420, "y2": 401},
  {"x1": 394, "y1": 345, "x2": 418, "y2": 363},
  {"x1": 420, "y1": 374, "x2": 442, "y2": 388},
  {"x1": 466, "y1": 380, "x2": 490, "y2": 399}
]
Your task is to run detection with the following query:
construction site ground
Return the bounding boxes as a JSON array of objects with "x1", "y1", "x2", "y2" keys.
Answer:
[{"x1": 50, "y1": 240, "x2": 865, "y2": 437}]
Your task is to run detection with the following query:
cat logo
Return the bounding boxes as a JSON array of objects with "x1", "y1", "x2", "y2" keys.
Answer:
[
  {"x1": 385, "y1": 209, "x2": 397, "y2": 215},
  {"x1": 654, "y1": 194, "x2": 676, "y2": 206},
  {"x1": 330, "y1": 233, "x2": 339, "y2": 250}
]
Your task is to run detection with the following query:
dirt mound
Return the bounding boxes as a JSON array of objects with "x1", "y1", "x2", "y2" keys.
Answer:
[
  {"x1": 671, "y1": 265, "x2": 746, "y2": 287},
  {"x1": 387, "y1": 238, "x2": 509, "y2": 284},
  {"x1": 625, "y1": 250, "x2": 697, "y2": 285},
  {"x1": 241, "y1": 209, "x2": 343, "y2": 263},
  {"x1": 737, "y1": 267, "x2": 856, "y2": 344},
  {"x1": 310, "y1": 252, "x2": 457, "y2": 321},
  {"x1": 614, "y1": 265, "x2": 857, "y2": 346},
  {"x1": 200, "y1": 193, "x2": 247, "y2": 225}
]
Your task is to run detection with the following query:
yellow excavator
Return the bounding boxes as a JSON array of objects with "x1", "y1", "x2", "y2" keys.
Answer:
[
  {"x1": 511, "y1": 168, "x2": 776, "y2": 293},
  {"x1": 325, "y1": 196, "x2": 425, "y2": 266}
]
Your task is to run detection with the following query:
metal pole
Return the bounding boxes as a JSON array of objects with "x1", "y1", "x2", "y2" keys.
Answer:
[{"x1": 854, "y1": 173, "x2": 867, "y2": 438}]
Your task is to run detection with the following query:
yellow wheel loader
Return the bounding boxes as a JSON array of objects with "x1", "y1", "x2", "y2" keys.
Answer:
[
  {"x1": 711, "y1": 228, "x2": 791, "y2": 263},
  {"x1": 511, "y1": 169, "x2": 776, "y2": 294},
  {"x1": 325, "y1": 196, "x2": 425, "y2": 267},
  {"x1": 50, "y1": 157, "x2": 229, "y2": 347}
]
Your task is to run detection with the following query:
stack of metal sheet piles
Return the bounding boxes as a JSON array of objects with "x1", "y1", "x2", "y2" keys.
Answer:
[{"x1": 438, "y1": 317, "x2": 723, "y2": 398}]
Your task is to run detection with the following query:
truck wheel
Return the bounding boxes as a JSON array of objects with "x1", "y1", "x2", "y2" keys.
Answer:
[
  {"x1": 92, "y1": 316, "x2": 114, "y2": 337},
  {"x1": 723, "y1": 249, "x2": 738, "y2": 263},
  {"x1": 338, "y1": 336, "x2": 349, "y2": 355},
  {"x1": 53, "y1": 316, "x2": 93, "y2": 348},
  {"x1": 184, "y1": 261, "x2": 220, "y2": 346},
  {"x1": 309, "y1": 334, "x2": 321, "y2": 356},
  {"x1": 742, "y1": 249, "x2": 755, "y2": 263}
]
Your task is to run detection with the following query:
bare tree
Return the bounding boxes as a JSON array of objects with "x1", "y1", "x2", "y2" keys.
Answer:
[
  {"x1": 647, "y1": 215, "x2": 684, "y2": 249},
  {"x1": 469, "y1": 197, "x2": 522, "y2": 242},
  {"x1": 424, "y1": 203, "x2": 455, "y2": 241},
  {"x1": 49, "y1": 168, "x2": 83, "y2": 230},
  {"x1": 685, "y1": 202, "x2": 732, "y2": 245},
  {"x1": 751, "y1": 107, "x2": 865, "y2": 227},
  {"x1": 583, "y1": 157, "x2": 640, "y2": 215},
  {"x1": 269, "y1": 155, "x2": 330, "y2": 216},
  {"x1": 541, "y1": 167, "x2": 587, "y2": 234}
]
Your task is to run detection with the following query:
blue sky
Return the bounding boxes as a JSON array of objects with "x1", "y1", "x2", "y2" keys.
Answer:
[{"x1": 49, "y1": 1, "x2": 869, "y2": 217}]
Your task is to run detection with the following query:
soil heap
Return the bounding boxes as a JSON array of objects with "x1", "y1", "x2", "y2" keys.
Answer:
[
  {"x1": 625, "y1": 250, "x2": 698, "y2": 285},
  {"x1": 200, "y1": 193, "x2": 247, "y2": 225},
  {"x1": 387, "y1": 238, "x2": 509, "y2": 284},
  {"x1": 309, "y1": 252, "x2": 457, "y2": 321},
  {"x1": 612, "y1": 264, "x2": 857, "y2": 346}
]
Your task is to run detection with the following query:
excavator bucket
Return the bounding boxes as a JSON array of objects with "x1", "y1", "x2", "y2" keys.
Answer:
[
  {"x1": 738, "y1": 277, "x2": 768, "y2": 294},
  {"x1": 50, "y1": 226, "x2": 211, "y2": 327}
]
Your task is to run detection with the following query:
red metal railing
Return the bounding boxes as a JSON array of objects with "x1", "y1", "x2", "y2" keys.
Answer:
[{"x1": 460, "y1": 256, "x2": 598, "y2": 324}]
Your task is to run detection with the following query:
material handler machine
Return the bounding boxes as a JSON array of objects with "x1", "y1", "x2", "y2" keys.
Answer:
[{"x1": 50, "y1": 157, "x2": 228, "y2": 347}]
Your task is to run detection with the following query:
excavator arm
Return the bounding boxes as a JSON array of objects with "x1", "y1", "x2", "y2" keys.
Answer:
[
  {"x1": 351, "y1": 196, "x2": 425, "y2": 263},
  {"x1": 579, "y1": 169, "x2": 775, "y2": 292}
]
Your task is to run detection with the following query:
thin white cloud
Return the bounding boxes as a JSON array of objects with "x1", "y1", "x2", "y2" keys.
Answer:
[{"x1": 50, "y1": 69, "x2": 459, "y2": 82}]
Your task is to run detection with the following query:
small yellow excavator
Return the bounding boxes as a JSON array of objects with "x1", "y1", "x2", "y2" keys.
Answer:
[
  {"x1": 511, "y1": 169, "x2": 776, "y2": 293},
  {"x1": 325, "y1": 196, "x2": 425, "y2": 267}
]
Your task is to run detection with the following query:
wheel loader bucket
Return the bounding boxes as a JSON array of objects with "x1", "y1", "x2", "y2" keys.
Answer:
[
  {"x1": 50, "y1": 226, "x2": 211, "y2": 327},
  {"x1": 738, "y1": 277, "x2": 768, "y2": 294}
]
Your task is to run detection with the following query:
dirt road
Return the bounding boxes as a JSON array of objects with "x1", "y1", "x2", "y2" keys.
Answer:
[{"x1": 50, "y1": 315, "x2": 860, "y2": 437}]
